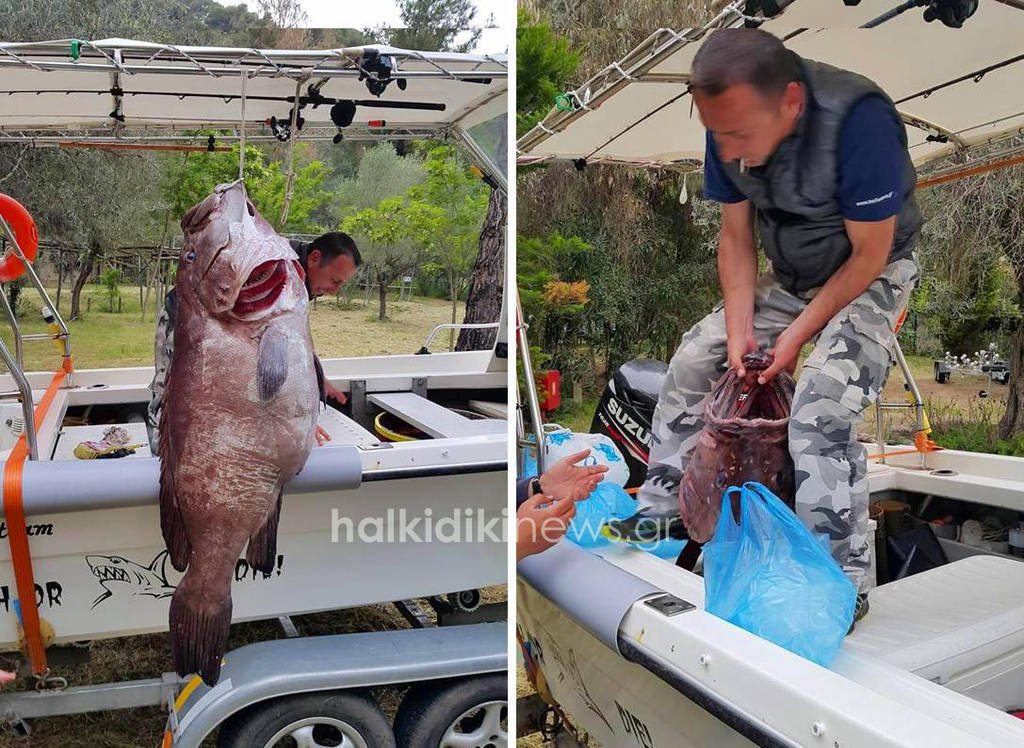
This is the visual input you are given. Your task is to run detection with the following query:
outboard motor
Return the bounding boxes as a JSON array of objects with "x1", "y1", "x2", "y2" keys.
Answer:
[{"x1": 589, "y1": 359, "x2": 667, "y2": 489}]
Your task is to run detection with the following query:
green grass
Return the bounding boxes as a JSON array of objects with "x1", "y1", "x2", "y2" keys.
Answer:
[
  {"x1": 0, "y1": 285, "x2": 465, "y2": 372},
  {"x1": 544, "y1": 397, "x2": 599, "y2": 434}
]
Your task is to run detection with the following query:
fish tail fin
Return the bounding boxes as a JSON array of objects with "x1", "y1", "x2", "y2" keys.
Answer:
[
  {"x1": 246, "y1": 492, "x2": 283, "y2": 574},
  {"x1": 168, "y1": 580, "x2": 232, "y2": 687}
]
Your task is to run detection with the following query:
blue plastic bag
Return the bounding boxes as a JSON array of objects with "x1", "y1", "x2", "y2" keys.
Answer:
[
  {"x1": 704, "y1": 482, "x2": 856, "y2": 667},
  {"x1": 566, "y1": 482, "x2": 687, "y2": 559}
]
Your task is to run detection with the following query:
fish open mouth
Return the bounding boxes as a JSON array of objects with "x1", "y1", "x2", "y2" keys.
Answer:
[{"x1": 233, "y1": 259, "x2": 289, "y2": 316}]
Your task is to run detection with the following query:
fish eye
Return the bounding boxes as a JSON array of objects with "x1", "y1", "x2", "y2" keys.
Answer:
[{"x1": 185, "y1": 251, "x2": 196, "y2": 262}]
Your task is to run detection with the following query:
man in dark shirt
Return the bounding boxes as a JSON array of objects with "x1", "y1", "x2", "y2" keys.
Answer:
[
  {"x1": 606, "y1": 29, "x2": 923, "y2": 625},
  {"x1": 148, "y1": 232, "x2": 361, "y2": 447}
]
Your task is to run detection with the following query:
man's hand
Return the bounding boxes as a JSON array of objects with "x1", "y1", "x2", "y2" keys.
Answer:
[
  {"x1": 538, "y1": 449, "x2": 608, "y2": 501},
  {"x1": 315, "y1": 425, "x2": 331, "y2": 446},
  {"x1": 516, "y1": 494, "x2": 577, "y2": 561},
  {"x1": 324, "y1": 380, "x2": 347, "y2": 405},
  {"x1": 758, "y1": 326, "x2": 804, "y2": 384},
  {"x1": 728, "y1": 324, "x2": 758, "y2": 379}
]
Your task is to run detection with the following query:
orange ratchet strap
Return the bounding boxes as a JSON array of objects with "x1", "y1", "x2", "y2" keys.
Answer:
[{"x1": 3, "y1": 368, "x2": 68, "y2": 673}]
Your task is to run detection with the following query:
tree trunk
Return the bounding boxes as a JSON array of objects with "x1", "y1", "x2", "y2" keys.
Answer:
[
  {"x1": 7, "y1": 284, "x2": 21, "y2": 319},
  {"x1": 999, "y1": 315, "x2": 1024, "y2": 439},
  {"x1": 55, "y1": 258, "x2": 64, "y2": 312},
  {"x1": 378, "y1": 277, "x2": 388, "y2": 321},
  {"x1": 69, "y1": 261, "x2": 94, "y2": 321},
  {"x1": 456, "y1": 188, "x2": 505, "y2": 352},
  {"x1": 449, "y1": 269, "x2": 458, "y2": 351}
]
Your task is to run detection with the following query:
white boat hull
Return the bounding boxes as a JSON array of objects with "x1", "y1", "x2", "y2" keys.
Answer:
[{"x1": 518, "y1": 446, "x2": 1024, "y2": 747}]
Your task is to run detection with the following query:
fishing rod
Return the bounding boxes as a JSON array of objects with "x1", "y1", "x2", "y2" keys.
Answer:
[
  {"x1": 0, "y1": 88, "x2": 446, "y2": 112},
  {"x1": 856, "y1": 0, "x2": 978, "y2": 28}
]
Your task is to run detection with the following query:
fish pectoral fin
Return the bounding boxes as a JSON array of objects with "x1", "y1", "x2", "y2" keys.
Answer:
[
  {"x1": 246, "y1": 491, "x2": 283, "y2": 575},
  {"x1": 257, "y1": 324, "x2": 288, "y2": 401}
]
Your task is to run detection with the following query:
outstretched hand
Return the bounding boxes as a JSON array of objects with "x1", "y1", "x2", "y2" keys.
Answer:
[
  {"x1": 324, "y1": 380, "x2": 347, "y2": 405},
  {"x1": 516, "y1": 493, "x2": 577, "y2": 561},
  {"x1": 539, "y1": 449, "x2": 608, "y2": 502}
]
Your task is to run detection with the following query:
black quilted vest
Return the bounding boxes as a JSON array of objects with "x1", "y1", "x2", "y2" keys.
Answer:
[{"x1": 719, "y1": 57, "x2": 921, "y2": 294}]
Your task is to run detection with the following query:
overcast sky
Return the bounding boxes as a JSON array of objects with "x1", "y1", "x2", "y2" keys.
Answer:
[{"x1": 216, "y1": 0, "x2": 511, "y2": 53}]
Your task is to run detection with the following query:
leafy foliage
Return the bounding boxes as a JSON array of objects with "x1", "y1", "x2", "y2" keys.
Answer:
[
  {"x1": 101, "y1": 268, "x2": 123, "y2": 312},
  {"x1": 164, "y1": 143, "x2": 329, "y2": 233},
  {"x1": 381, "y1": 0, "x2": 482, "y2": 52},
  {"x1": 333, "y1": 144, "x2": 427, "y2": 218},
  {"x1": 340, "y1": 143, "x2": 488, "y2": 324},
  {"x1": 516, "y1": 8, "x2": 580, "y2": 136},
  {"x1": 0, "y1": 0, "x2": 274, "y2": 46}
]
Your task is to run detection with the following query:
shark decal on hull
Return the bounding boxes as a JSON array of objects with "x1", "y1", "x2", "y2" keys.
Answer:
[{"x1": 86, "y1": 551, "x2": 176, "y2": 608}]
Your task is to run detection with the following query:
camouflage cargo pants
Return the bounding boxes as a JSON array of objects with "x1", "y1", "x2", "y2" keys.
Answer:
[{"x1": 637, "y1": 257, "x2": 919, "y2": 591}]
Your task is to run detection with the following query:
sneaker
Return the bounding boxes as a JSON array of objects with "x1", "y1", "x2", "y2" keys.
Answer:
[
  {"x1": 847, "y1": 592, "x2": 870, "y2": 635},
  {"x1": 602, "y1": 510, "x2": 690, "y2": 544}
]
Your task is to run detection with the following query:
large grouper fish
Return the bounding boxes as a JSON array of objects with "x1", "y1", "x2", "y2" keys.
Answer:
[
  {"x1": 160, "y1": 180, "x2": 321, "y2": 685},
  {"x1": 678, "y1": 350, "x2": 796, "y2": 544}
]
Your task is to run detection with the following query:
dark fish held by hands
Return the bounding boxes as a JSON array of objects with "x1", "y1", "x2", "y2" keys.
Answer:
[{"x1": 678, "y1": 350, "x2": 796, "y2": 543}]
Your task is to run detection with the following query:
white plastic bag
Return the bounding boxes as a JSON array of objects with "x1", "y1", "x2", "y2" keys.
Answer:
[{"x1": 541, "y1": 424, "x2": 630, "y2": 487}]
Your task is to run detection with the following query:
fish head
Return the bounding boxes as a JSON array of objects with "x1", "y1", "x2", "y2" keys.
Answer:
[{"x1": 177, "y1": 180, "x2": 307, "y2": 323}]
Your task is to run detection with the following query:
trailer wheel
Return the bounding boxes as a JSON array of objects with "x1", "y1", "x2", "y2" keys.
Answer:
[
  {"x1": 217, "y1": 690, "x2": 396, "y2": 748},
  {"x1": 448, "y1": 588, "x2": 482, "y2": 612},
  {"x1": 394, "y1": 674, "x2": 507, "y2": 748}
]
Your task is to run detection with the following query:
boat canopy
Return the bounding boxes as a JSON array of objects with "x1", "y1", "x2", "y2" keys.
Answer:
[
  {"x1": 517, "y1": 0, "x2": 1024, "y2": 176},
  {"x1": 0, "y1": 38, "x2": 508, "y2": 185}
]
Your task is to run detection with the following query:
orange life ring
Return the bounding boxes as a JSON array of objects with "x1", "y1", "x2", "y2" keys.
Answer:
[{"x1": 0, "y1": 194, "x2": 38, "y2": 283}]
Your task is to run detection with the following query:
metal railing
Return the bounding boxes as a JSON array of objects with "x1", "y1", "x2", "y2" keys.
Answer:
[
  {"x1": 418, "y1": 322, "x2": 500, "y2": 354},
  {"x1": 515, "y1": 292, "x2": 546, "y2": 475},
  {"x1": 0, "y1": 211, "x2": 72, "y2": 460},
  {"x1": 874, "y1": 335, "x2": 931, "y2": 468}
]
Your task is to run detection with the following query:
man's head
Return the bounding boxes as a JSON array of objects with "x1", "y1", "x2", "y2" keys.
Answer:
[
  {"x1": 306, "y1": 232, "x2": 361, "y2": 296},
  {"x1": 690, "y1": 29, "x2": 804, "y2": 169}
]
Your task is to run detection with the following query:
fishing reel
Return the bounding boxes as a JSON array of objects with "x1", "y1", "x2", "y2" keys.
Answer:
[
  {"x1": 742, "y1": 0, "x2": 978, "y2": 28},
  {"x1": 358, "y1": 49, "x2": 407, "y2": 98},
  {"x1": 267, "y1": 108, "x2": 305, "y2": 142},
  {"x1": 845, "y1": 0, "x2": 979, "y2": 28}
]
